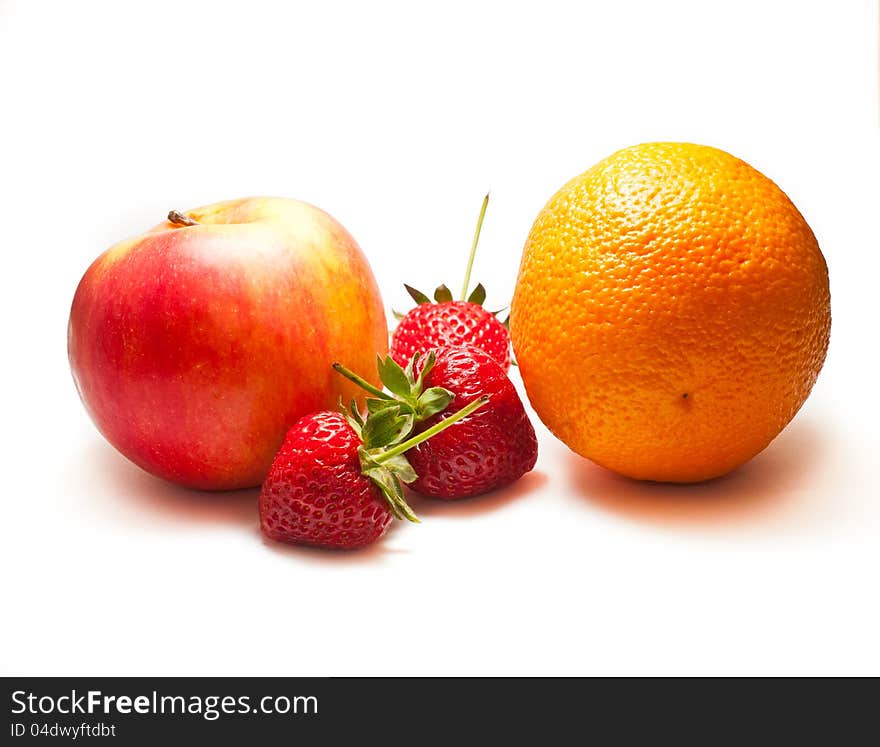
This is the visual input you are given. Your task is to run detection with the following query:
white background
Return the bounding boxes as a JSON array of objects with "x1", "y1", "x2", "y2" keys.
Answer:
[{"x1": 1, "y1": 0, "x2": 878, "y2": 676}]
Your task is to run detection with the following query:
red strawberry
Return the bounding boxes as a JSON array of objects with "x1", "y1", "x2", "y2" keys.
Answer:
[
  {"x1": 334, "y1": 347, "x2": 537, "y2": 499},
  {"x1": 409, "y1": 347, "x2": 536, "y2": 498},
  {"x1": 390, "y1": 194, "x2": 511, "y2": 370},
  {"x1": 391, "y1": 301, "x2": 511, "y2": 371},
  {"x1": 259, "y1": 395, "x2": 487, "y2": 549}
]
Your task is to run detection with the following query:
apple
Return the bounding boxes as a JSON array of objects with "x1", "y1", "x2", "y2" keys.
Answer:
[{"x1": 68, "y1": 197, "x2": 388, "y2": 490}]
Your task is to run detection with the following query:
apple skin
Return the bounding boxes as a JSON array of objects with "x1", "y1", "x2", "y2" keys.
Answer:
[{"x1": 68, "y1": 197, "x2": 388, "y2": 490}]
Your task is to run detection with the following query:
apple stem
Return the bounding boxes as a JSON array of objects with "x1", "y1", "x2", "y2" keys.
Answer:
[
  {"x1": 373, "y1": 395, "x2": 489, "y2": 463},
  {"x1": 460, "y1": 192, "x2": 489, "y2": 300},
  {"x1": 168, "y1": 210, "x2": 199, "y2": 226}
]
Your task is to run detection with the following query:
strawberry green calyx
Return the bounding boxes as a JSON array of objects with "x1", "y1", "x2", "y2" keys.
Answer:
[
  {"x1": 359, "y1": 395, "x2": 489, "y2": 521},
  {"x1": 433, "y1": 284, "x2": 453, "y2": 303},
  {"x1": 373, "y1": 395, "x2": 488, "y2": 462},
  {"x1": 358, "y1": 449, "x2": 419, "y2": 522},
  {"x1": 338, "y1": 397, "x2": 417, "y2": 522},
  {"x1": 334, "y1": 351, "x2": 454, "y2": 422},
  {"x1": 402, "y1": 284, "x2": 431, "y2": 306},
  {"x1": 337, "y1": 393, "x2": 489, "y2": 523},
  {"x1": 392, "y1": 193, "x2": 508, "y2": 323}
]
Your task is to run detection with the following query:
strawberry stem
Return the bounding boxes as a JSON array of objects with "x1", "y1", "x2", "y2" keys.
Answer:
[
  {"x1": 332, "y1": 362, "x2": 394, "y2": 400},
  {"x1": 460, "y1": 192, "x2": 489, "y2": 300},
  {"x1": 373, "y1": 395, "x2": 489, "y2": 463}
]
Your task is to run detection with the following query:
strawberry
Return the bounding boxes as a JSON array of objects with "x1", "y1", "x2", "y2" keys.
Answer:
[
  {"x1": 390, "y1": 194, "x2": 511, "y2": 370},
  {"x1": 334, "y1": 347, "x2": 537, "y2": 499},
  {"x1": 259, "y1": 395, "x2": 487, "y2": 549},
  {"x1": 391, "y1": 301, "x2": 511, "y2": 372}
]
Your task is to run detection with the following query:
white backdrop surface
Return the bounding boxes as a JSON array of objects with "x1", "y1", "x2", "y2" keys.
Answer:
[{"x1": 1, "y1": 0, "x2": 878, "y2": 675}]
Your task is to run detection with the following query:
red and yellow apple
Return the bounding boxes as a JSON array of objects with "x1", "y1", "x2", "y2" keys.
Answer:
[{"x1": 68, "y1": 197, "x2": 388, "y2": 490}]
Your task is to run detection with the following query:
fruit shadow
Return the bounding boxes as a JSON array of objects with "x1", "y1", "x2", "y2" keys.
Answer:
[
  {"x1": 255, "y1": 521, "x2": 413, "y2": 565},
  {"x1": 77, "y1": 438, "x2": 258, "y2": 527},
  {"x1": 251, "y1": 471, "x2": 551, "y2": 564},
  {"x1": 80, "y1": 437, "x2": 410, "y2": 563},
  {"x1": 408, "y1": 470, "x2": 549, "y2": 518},
  {"x1": 566, "y1": 416, "x2": 832, "y2": 533}
]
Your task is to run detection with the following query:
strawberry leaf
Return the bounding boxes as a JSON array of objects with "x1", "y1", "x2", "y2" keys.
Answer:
[
  {"x1": 359, "y1": 449, "x2": 419, "y2": 523},
  {"x1": 467, "y1": 283, "x2": 486, "y2": 306},
  {"x1": 413, "y1": 349, "x2": 436, "y2": 393},
  {"x1": 349, "y1": 399, "x2": 364, "y2": 427},
  {"x1": 378, "y1": 453, "x2": 418, "y2": 484},
  {"x1": 404, "y1": 284, "x2": 431, "y2": 305},
  {"x1": 417, "y1": 387, "x2": 454, "y2": 419},
  {"x1": 366, "y1": 397, "x2": 406, "y2": 415},
  {"x1": 434, "y1": 284, "x2": 453, "y2": 303},
  {"x1": 392, "y1": 308, "x2": 406, "y2": 321},
  {"x1": 403, "y1": 351, "x2": 419, "y2": 383},
  {"x1": 362, "y1": 467, "x2": 406, "y2": 520},
  {"x1": 338, "y1": 397, "x2": 364, "y2": 435},
  {"x1": 360, "y1": 405, "x2": 414, "y2": 448},
  {"x1": 377, "y1": 355, "x2": 414, "y2": 400}
]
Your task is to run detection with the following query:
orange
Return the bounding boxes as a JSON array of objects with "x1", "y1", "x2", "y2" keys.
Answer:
[{"x1": 510, "y1": 143, "x2": 830, "y2": 482}]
